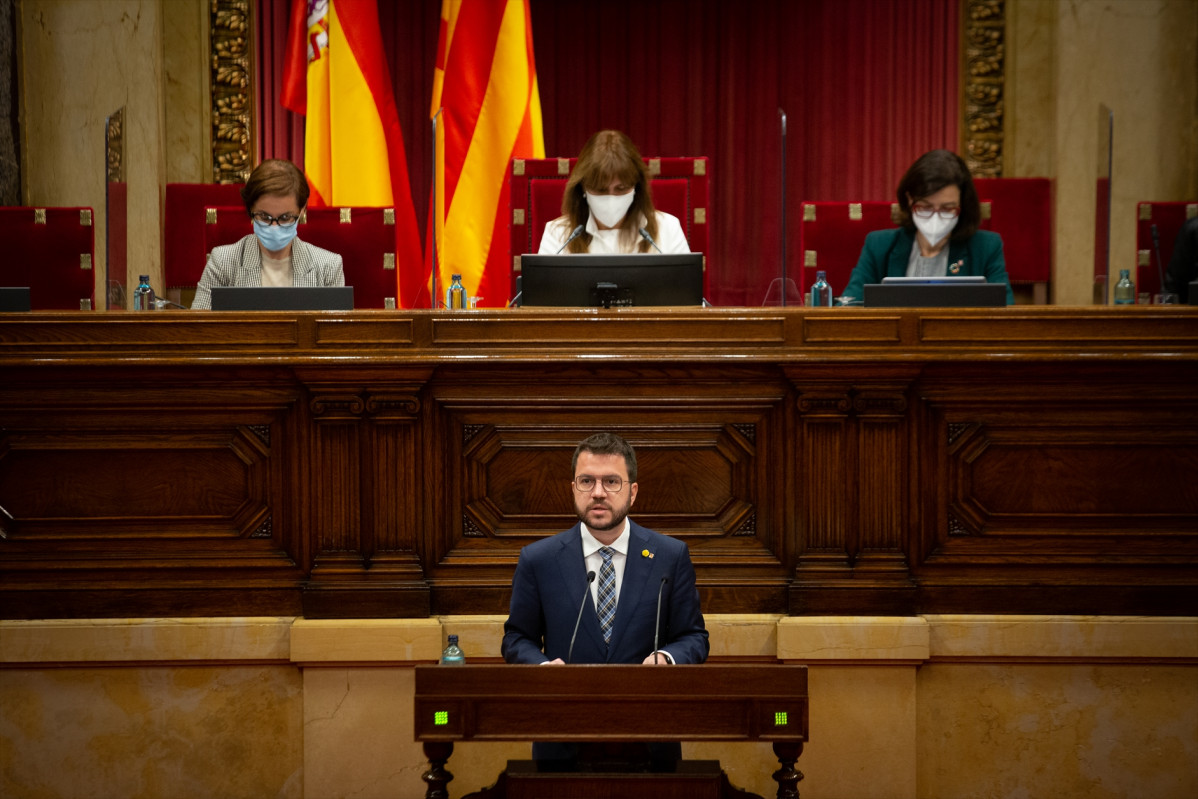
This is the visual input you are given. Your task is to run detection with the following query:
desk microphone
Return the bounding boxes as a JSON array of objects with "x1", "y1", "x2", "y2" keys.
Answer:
[
  {"x1": 1151, "y1": 223, "x2": 1166, "y2": 295},
  {"x1": 556, "y1": 224, "x2": 585, "y2": 253},
  {"x1": 638, "y1": 227, "x2": 663, "y2": 253},
  {"x1": 652, "y1": 576, "x2": 669, "y2": 663},
  {"x1": 567, "y1": 570, "x2": 596, "y2": 664}
]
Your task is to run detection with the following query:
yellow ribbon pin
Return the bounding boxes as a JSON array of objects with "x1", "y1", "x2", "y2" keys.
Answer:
[{"x1": 642, "y1": 549, "x2": 653, "y2": 558}]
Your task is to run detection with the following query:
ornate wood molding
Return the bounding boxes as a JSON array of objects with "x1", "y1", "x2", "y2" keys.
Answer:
[
  {"x1": 963, "y1": 0, "x2": 1005, "y2": 177},
  {"x1": 209, "y1": 0, "x2": 253, "y2": 183}
]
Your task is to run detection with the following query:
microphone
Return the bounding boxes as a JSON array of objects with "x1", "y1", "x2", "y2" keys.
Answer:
[
  {"x1": 651, "y1": 576, "x2": 669, "y2": 664},
  {"x1": 1151, "y1": 223, "x2": 1166, "y2": 296},
  {"x1": 567, "y1": 570, "x2": 596, "y2": 664},
  {"x1": 638, "y1": 227, "x2": 663, "y2": 253},
  {"x1": 556, "y1": 224, "x2": 585, "y2": 254}
]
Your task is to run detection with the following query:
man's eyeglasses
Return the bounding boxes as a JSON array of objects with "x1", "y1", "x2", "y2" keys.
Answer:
[
  {"x1": 911, "y1": 203, "x2": 960, "y2": 221},
  {"x1": 573, "y1": 475, "x2": 625, "y2": 493},
  {"x1": 249, "y1": 210, "x2": 301, "y2": 228}
]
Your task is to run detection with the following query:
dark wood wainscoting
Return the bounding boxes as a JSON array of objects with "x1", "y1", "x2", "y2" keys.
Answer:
[{"x1": 1, "y1": 308, "x2": 1195, "y2": 619}]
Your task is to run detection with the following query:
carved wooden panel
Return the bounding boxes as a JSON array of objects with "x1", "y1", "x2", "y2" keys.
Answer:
[
  {"x1": 0, "y1": 309, "x2": 1195, "y2": 619},
  {"x1": 422, "y1": 365, "x2": 792, "y2": 614}
]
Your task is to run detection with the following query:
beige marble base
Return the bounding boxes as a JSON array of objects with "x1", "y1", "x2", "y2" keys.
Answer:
[{"x1": 1, "y1": 615, "x2": 1195, "y2": 799}]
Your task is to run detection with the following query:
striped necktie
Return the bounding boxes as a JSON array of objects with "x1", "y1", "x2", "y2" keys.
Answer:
[{"x1": 597, "y1": 546, "x2": 616, "y2": 645}]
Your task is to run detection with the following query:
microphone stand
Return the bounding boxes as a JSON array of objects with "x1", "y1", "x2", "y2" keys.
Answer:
[
  {"x1": 652, "y1": 576, "x2": 669, "y2": 664},
  {"x1": 567, "y1": 571, "x2": 596, "y2": 664},
  {"x1": 779, "y1": 107, "x2": 788, "y2": 307}
]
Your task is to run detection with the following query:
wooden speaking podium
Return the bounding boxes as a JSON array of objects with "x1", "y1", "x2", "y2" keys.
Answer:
[{"x1": 414, "y1": 664, "x2": 808, "y2": 799}]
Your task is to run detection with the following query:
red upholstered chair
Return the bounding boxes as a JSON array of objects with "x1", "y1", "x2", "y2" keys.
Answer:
[
  {"x1": 1135, "y1": 201, "x2": 1197, "y2": 297},
  {"x1": 0, "y1": 206, "x2": 96, "y2": 310},
  {"x1": 798, "y1": 179, "x2": 1053, "y2": 305},
  {"x1": 798, "y1": 201, "x2": 900, "y2": 302},
  {"x1": 201, "y1": 206, "x2": 399, "y2": 309},
  {"x1": 163, "y1": 183, "x2": 246, "y2": 295},
  {"x1": 508, "y1": 157, "x2": 710, "y2": 299},
  {"x1": 974, "y1": 177, "x2": 1052, "y2": 303}
]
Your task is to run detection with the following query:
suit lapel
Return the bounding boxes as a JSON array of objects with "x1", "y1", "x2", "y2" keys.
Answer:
[
  {"x1": 887, "y1": 228, "x2": 916, "y2": 276},
  {"x1": 608, "y1": 523, "x2": 653, "y2": 658},
  {"x1": 291, "y1": 238, "x2": 315, "y2": 284},
  {"x1": 236, "y1": 236, "x2": 263, "y2": 286}
]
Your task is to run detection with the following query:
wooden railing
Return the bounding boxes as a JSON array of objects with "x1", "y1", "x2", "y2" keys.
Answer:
[{"x1": 2, "y1": 306, "x2": 1196, "y2": 619}]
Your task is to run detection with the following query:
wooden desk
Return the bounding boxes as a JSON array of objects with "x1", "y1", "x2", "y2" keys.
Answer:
[
  {"x1": 1, "y1": 307, "x2": 1196, "y2": 619},
  {"x1": 413, "y1": 664, "x2": 808, "y2": 799}
]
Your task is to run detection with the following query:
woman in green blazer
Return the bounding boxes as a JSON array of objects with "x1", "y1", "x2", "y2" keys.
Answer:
[{"x1": 841, "y1": 150, "x2": 1014, "y2": 306}]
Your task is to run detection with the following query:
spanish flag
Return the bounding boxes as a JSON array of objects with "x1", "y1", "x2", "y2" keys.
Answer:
[
  {"x1": 429, "y1": 0, "x2": 544, "y2": 308},
  {"x1": 281, "y1": 0, "x2": 423, "y2": 306}
]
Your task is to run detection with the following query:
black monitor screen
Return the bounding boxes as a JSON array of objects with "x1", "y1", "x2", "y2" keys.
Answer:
[
  {"x1": 209, "y1": 286, "x2": 355, "y2": 311},
  {"x1": 519, "y1": 253, "x2": 704, "y2": 308}
]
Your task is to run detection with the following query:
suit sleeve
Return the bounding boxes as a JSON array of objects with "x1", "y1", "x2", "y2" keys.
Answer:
[
  {"x1": 978, "y1": 233, "x2": 1014, "y2": 305},
  {"x1": 501, "y1": 547, "x2": 551, "y2": 664},
  {"x1": 324, "y1": 254, "x2": 345, "y2": 287},
  {"x1": 842, "y1": 230, "x2": 890, "y2": 305},
  {"x1": 660, "y1": 541, "x2": 709, "y2": 664},
  {"x1": 1164, "y1": 218, "x2": 1198, "y2": 302},
  {"x1": 191, "y1": 245, "x2": 238, "y2": 310}
]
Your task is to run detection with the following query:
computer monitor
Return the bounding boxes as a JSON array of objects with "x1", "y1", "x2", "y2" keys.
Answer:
[
  {"x1": 518, "y1": 253, "x2": 704, "y2": 308},
  {"x1": 208, "y1": 286, "x2": 355, "y2": 311},
  {"x1": 0, "y1": 287, "x2": 32, "y2": 312},
  {"x1": 864, "y1": 276, "x2": 1006, "y2": 308}
]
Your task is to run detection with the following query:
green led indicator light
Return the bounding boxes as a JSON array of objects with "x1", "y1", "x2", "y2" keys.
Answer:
[
  {"x1": 774, "y1": 711, "x2": 788, "y2": 726},
  {"x1": 434, "y1": 710, "x2": 449, "y2": 726}
]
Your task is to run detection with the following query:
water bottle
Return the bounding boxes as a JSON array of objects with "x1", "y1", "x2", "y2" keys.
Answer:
[
  {"x1": 1113, "y1": 269, "x2": 1135, "y2": 305},
  {"x1": 133, "y1": 275, "x2": 156, "y2": 311},
  {"x1": 446, "y1": 274, "x2": 466, "y2": 310},
  {"x1": 440, "y1": 634, "x2": 465, "y2": 665},
  {"x1": 809, "y1": 270, "x2": 832, "y2": 307}
]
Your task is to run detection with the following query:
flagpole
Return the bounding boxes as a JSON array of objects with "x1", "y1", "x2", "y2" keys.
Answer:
[{"x1": 431, "y1": 107, "x2": 443, "y2": 309}]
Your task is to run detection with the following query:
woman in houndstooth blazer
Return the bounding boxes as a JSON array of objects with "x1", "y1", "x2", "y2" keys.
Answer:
[{"x1": 191, "y1": 160, "x2": 344, "y2": 310}]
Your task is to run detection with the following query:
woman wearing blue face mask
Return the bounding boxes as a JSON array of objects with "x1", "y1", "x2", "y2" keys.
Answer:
[
  {"x1": 191, "y1": 159, "x2": 345, "y2": 309},
  {"x1": 841, "y1": 149, "x2": 1013, "y2": 306},
  {"x1": 538, "y1": 130, "x2": 690, "y2": 255}
]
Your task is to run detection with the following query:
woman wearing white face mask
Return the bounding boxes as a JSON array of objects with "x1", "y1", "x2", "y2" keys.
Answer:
[
  {"x1": 191, "y1": 159, "x2": 345, "y2": 310},
  {"x1": 842, "y1": 149, "x2": 1013, "y2": 305},
  {"x1": 538, "y1": 130, "x2": 691, "y2": 255}
]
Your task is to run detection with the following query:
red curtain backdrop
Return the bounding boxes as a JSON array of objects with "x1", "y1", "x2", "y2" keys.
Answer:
[{"x1": 257, "y1": 0, "x2": 959, "y2": 307}]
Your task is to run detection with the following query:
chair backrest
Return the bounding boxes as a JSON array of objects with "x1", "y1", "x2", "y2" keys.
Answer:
[
  {"x1": 164, "y1": 183, "x2": 246, "y2": 289},
  {"x1": 1135, "y1": 201, "x2": 1197, "y2": 296},
  {"x1": 201, "y1": 206, "x2": 399, "y2": 309},
  {"x1": 798, "y1": 178, "x2": 1053, "y2": 302},
  {"x1": 972, "y1": 177, "x2": 1052, "y2": 286},
  {"x1": 0, "y1": 206, "x2": 95, "y2": 310},
  {"x1": 508, "y1": 157, "x2": 710, "y2": 299},
  {"x1": 798, "y1": 201, "x2": 900, "y2": 300}
]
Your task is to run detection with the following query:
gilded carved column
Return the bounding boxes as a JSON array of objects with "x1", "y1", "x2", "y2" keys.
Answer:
[
  {"x1": 963, "y1": 0, "x2": 1006, "y2": 177},
  {"x1": 210, "y1": 0, "x2": 252, "y2": 183}
]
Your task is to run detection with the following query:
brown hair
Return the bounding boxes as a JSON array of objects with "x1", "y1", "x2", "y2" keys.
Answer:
[
  {"x1": 572, "y1": 432, "x2": 638, "y2": 483},
  {"x1": 241, "y1": 159, "x2": 310, "y2": 214},
  {"x1": 894, "y1": 149, "x2": 981, "y2": 241},
  {"x1": 561, "y1": 130, "x2": 657, "y2": 253}
]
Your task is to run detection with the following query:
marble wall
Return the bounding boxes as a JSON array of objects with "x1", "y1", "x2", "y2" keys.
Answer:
[
  {"x1": 1007, "y1": 0, "x2": 1198, "y2": 305},
  {"x1": 2, "y1": 615, "x2": 1195, "y2": 799},
  {"x1": 14, "y1": 0, "x2": 1198, "y2": 308}
]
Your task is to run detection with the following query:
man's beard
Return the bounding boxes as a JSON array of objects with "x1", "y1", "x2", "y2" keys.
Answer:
[{"x1": 576, "y1": 496, "x2": 631, "y2": 532}]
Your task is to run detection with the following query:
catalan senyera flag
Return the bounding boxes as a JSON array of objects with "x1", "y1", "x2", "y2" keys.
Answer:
[
  {"x1": 428, "y1": 0, "x2": 544, "y2": 308},
  {"x1": 281, "y1": 0, "x2": 423, "y2": 307}
]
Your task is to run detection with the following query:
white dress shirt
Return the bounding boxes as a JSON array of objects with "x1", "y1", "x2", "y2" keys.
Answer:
[{"x1": 539, "y1": 210, "x2": 691, "y2": 255}]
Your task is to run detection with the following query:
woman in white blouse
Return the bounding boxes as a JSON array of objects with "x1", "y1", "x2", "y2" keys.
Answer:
[{"x1": 538, "y1": 130, "x2": 690, "y2": 255}]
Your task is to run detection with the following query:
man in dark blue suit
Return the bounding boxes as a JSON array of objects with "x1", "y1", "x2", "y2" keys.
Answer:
[{"x1": 501, "y1": 432, "x2": 709, "y2": 765}]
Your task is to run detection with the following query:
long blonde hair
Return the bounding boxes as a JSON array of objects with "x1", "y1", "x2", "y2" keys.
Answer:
[{"x1": 561, "y1": 130, "x2": 658, "y2": 253}]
